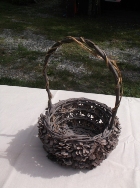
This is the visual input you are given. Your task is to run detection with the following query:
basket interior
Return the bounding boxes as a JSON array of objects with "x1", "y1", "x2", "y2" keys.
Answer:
[{"x1": 49, "y1": 98, "x2": 112, "y2": 138}]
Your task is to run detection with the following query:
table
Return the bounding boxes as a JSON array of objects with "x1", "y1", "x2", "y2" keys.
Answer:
[{"x1": 0, "y1": 85, "x2": 140, "y2": 188}]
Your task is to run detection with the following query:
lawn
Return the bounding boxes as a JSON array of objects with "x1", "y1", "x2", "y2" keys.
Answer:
[{"x1": 0, "y1": 0, "x2": 140, "y2": 97}]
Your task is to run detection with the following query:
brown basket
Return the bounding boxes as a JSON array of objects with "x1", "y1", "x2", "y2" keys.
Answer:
[{"x1": 38, "y1": 36, "x2": 123, "y2": 169}]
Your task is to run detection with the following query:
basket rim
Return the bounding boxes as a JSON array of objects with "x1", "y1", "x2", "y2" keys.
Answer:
[{"x1": 41, "y1": 97, "x2": 119, "y2": 142}]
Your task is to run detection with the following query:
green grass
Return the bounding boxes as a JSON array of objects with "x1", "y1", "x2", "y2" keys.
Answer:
[
  {"x1": 0, "y1": 1, "x2": 140, "y2": 98},
  {"x1": 0, "y1": 77, "x2": 45, "y2": 88},
  {"x1": 0, "y1": 44, "x2": 45, "y2": 71},
  {"x1": 1, "y1": 69, "x2": 139, "y2": 98}
]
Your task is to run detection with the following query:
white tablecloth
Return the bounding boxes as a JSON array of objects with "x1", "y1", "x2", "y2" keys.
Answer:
[{"x1": 0, "y1": 85, "x2": 140, "y2": 188}]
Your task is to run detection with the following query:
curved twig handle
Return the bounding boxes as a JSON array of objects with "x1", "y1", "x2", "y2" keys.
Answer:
[{"x1": 43, "y1": 36, "x2": 123, "y2": 129}]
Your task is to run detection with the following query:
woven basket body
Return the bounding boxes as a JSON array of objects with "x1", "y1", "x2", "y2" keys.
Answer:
[{"x1": 38, "y1": 37, "x2": 122, "y2": 169}]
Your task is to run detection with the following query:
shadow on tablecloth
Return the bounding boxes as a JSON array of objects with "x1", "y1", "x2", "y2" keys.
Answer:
[{"x1": 5, "y1": 124, "x2": 89, "y2": 179}]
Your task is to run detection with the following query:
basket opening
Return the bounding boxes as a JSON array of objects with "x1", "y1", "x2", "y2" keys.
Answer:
[{"x1": 49, "y1": 98, "x2": 112, "y2": 138}]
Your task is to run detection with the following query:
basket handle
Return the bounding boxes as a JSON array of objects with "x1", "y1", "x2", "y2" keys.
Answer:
[{"x1": 43, "y1": 36, "x2": 123, "y2": 129}]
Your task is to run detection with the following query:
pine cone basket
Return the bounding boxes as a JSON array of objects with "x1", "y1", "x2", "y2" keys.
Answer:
[{"x1": 38, "y1": 36, "x2": 122, "y2": 169}]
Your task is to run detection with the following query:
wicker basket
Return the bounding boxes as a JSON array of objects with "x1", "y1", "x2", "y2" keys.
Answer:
[{"x1": 38, "y1": 36, "x2": 123, "y2": 169}]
